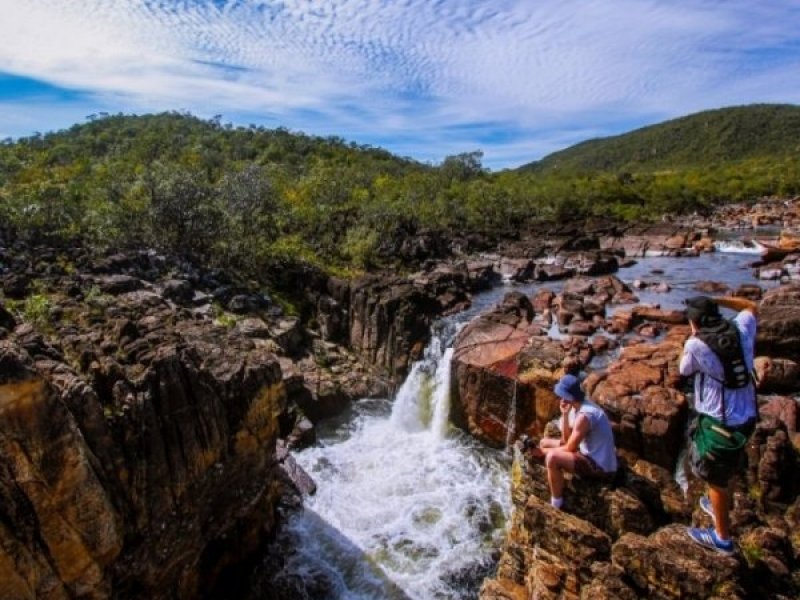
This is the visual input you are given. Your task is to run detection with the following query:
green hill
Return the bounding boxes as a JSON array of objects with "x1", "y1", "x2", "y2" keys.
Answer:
[
  {"x1": 521, "y1": 104, "x2": 800, "y2": 173},
  {"x1": 2, "y1": 109, "x2": 800, "y2": 277}
]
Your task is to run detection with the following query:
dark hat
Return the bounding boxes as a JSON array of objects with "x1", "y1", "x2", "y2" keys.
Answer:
[
  {"x1": 684, "y1": 295, "x2": 721, "y2": 325},
  {"x1": 554, "y1": 374, "x2": 585, "y2": 403}
]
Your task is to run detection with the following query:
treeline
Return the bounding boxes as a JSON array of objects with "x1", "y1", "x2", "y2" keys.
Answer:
[{"x1": 1, "y1": 111, "x2": 799, "y2": 277}]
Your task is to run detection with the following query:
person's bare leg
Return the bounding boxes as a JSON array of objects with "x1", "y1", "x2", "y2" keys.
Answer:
[
  {"x1": 545, "y1": 450, "x2": 579, "y2": 500},
  {"x1": 708, "y1": 483, "x2": 731, "y2": 540}
]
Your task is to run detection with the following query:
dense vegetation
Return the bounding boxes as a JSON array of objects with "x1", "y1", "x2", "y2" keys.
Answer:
[
  {"x1": 522, "y1": 104, "x2": 800, "y2": 173},
  {"x1": 1, "y1": 106, "x2": 799, "y2": 279}
]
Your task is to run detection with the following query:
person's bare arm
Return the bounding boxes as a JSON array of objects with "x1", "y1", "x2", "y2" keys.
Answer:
[
  {"x1": 714, "y1": 296, "x2": 758, "y2": 317},
  {"x1": 563, "y1": 413, "x2": 589, "y2": 453},
  {"x1": 558, "y1": 400, "x2": 574, "y2": 444}
]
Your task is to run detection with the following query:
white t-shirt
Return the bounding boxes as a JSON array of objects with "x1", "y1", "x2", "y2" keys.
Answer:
[
  {"x1": 679, "y1": 310, "x2": 757, "y2": 426},
  {"x1": 568, "y1": 400, "x2": 618, "y2": 473}
]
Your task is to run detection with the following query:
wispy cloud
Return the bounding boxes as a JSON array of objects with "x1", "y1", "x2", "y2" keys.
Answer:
[{"x1": 0, "y1": 0, "x2": 798, "y2": 168}]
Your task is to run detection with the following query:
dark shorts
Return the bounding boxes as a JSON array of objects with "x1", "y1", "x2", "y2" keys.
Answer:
[
  {"x1": 575, "y1": 453, "x2": 615, "y2": 481},
  {"x1": 689, "y1": 418, "x2": 755, "y2": 488}
]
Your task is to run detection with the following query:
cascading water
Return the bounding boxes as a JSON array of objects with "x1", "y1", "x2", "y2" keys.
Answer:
[
  {"x1": 504, "y1": 380, "x2": 518, "y2": 454},
  {"x1": 280, "y1": 320, "x2": 511, "y2": 600}
]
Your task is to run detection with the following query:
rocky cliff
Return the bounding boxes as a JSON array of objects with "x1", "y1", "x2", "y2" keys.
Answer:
[
  {"x1": 0, "y1": 313, "x2": 291, "y2": 599},
  {"x1": 0, "y1": 242, "x2": 364, "y2": 599},
  {"x1": 459, "y1": 276, "x2": 800, "y2": 598}
]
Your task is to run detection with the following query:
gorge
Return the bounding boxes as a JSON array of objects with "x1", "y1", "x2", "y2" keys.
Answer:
[{"x1": 2, "y1": 197, "x2": 800, "y2": 599}]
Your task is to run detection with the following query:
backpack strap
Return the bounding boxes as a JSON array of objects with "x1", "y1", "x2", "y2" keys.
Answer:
[{"x1": 698, "y1": 372, "x2": 728, "y2": 426}]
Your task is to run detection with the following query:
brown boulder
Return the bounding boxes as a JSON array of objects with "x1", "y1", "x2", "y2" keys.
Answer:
[
  {"x1": 754, "y1": 356, "x2": 800, "y2": 394},
  {"x1": 451, "y1": 293, "x2": 544, "y2": 446},
  {"x1": 759, "y1": 396, "x2": 797, "y2": 434},
  {"x1": 757, "y1": 283, "x2": 800, "y2": 361},
  {"x1": 589, "y1": 340, "x2": 688, "y2": 469}
]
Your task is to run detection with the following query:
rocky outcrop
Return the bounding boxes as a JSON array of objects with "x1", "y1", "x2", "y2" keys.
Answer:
[
  {"x1": 479, "y1": 272, "x2": 800, "y2": 600},
  {"x1": 599, "y1": 224, "x2": 703, "y2": 257},
  {"x1": 584, "y1": 332, "x2": 689, "y2": 469},
  {"x1": 450, "y1": 293, "x2": 546, "y2": 446},
  {"x1": 0, "y1": 243, "x2": 331, "y2": 599},
  {"x1": 348, "y1": 276, "x2": 449, "y2": 378},
  {"x1": 482, "y1": 428, "x2": 800, "y2": 600},
  {"x1": 757, "y1": 283, "x2": 800, "y2": 360},
  {"x1": 0, "y1": 324, "x2": 291, "y2": 599}
]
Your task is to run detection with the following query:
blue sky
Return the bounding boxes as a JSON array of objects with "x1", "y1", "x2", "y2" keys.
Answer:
[{"x1": 1, "y1": 0, "x2": 799, "y2": 170}]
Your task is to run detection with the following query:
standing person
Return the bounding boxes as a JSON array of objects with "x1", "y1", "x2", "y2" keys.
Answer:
[
  {"x1": 681, "y1": 295, "x2": 758, "y2": 554},
  {"x1": 539, "y1": 374, "x2": 618, "y2": 509}
]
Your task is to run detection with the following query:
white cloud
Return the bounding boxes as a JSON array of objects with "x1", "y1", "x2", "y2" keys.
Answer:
[{"x1": 0, "y1": 0, "x2": 798, "y2": 168}]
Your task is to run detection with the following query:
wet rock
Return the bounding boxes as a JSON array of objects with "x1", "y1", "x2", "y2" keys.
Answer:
[
  {"x1": 466, "y1": 260, "x2": 501, "y2": 291},
  {"x1": 498, "y1": 258, "x2": 535, "y2": 282},
  {"x1": 276, "y1": 442, "x2": 317, "y2": 495},
  {"x1": 534, "y1": 263, "x2": 575, "y2": 281},
  {"x1": 348, "y1": 278, "x2": 436, "y2": 377},
  {"x1": 631, "y1": 305, "x2": 686, "y2": 325},
  {"x1": 695, "y1": 280, "x2": 731, "y2": 294},
  {"x1": 600, "y1": 225, "x2": 699, "y2": 257}
]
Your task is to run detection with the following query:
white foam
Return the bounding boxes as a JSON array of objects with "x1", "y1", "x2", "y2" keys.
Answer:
[
  {"x1": 288, "y1": 325, "x2": 510, "y2": 599},
  {"x1": 714, "y1": 240, "x2": 766, "y2": 255}
]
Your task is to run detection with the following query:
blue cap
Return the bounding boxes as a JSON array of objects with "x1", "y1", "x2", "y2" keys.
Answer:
[{"x1": 554, "y1": 374, "x2": 585, "y2": 403}]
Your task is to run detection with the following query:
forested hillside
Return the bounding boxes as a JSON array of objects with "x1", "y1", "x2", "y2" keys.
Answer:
[
  {"x1": 1, "y1": 108, "x2": 799, "y2": 279},
  {"x1": 522, "y1": 104, "x2": 800, "y2": 173}
]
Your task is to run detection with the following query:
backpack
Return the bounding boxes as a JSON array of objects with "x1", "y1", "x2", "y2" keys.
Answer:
[{"x1": 695, "y1": 319, "x2": 751, "y2": 389}]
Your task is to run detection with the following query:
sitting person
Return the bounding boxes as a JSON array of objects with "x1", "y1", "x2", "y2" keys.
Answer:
[{"x1": 539, "y1": 374, "x2": 618, "y2": 509}]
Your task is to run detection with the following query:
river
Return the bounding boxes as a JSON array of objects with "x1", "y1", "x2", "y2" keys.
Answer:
[{"x1": 272, "y1": 240, "x2": 775, "y2": 600}]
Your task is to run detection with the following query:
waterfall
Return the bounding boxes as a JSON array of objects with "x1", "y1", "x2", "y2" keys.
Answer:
[
  {"x1": 279, "y1": 319, "x2": 511, "y2": 600},
  {"x1": 504, "y1": 379, "x2": 518, "y2": 453},
  {"x1": 430, "y1": 347, "x2": 454, "y2": 441}
]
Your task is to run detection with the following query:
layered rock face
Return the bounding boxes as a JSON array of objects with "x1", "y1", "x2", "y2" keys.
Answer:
[
  {"x1": 450, "y1": 292, "x2": 555, "y2": 446},
  {"x1": 0, "y1": 243, "x2": 331, "y2": 599},
  {"x1": 0, "y1": 310, "x2": 291, "y2": 599}
]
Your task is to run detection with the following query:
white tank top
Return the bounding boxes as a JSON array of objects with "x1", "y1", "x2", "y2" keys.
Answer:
[{"x1": 570, "y1": 401, "x2": 618, "y2": 473}]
